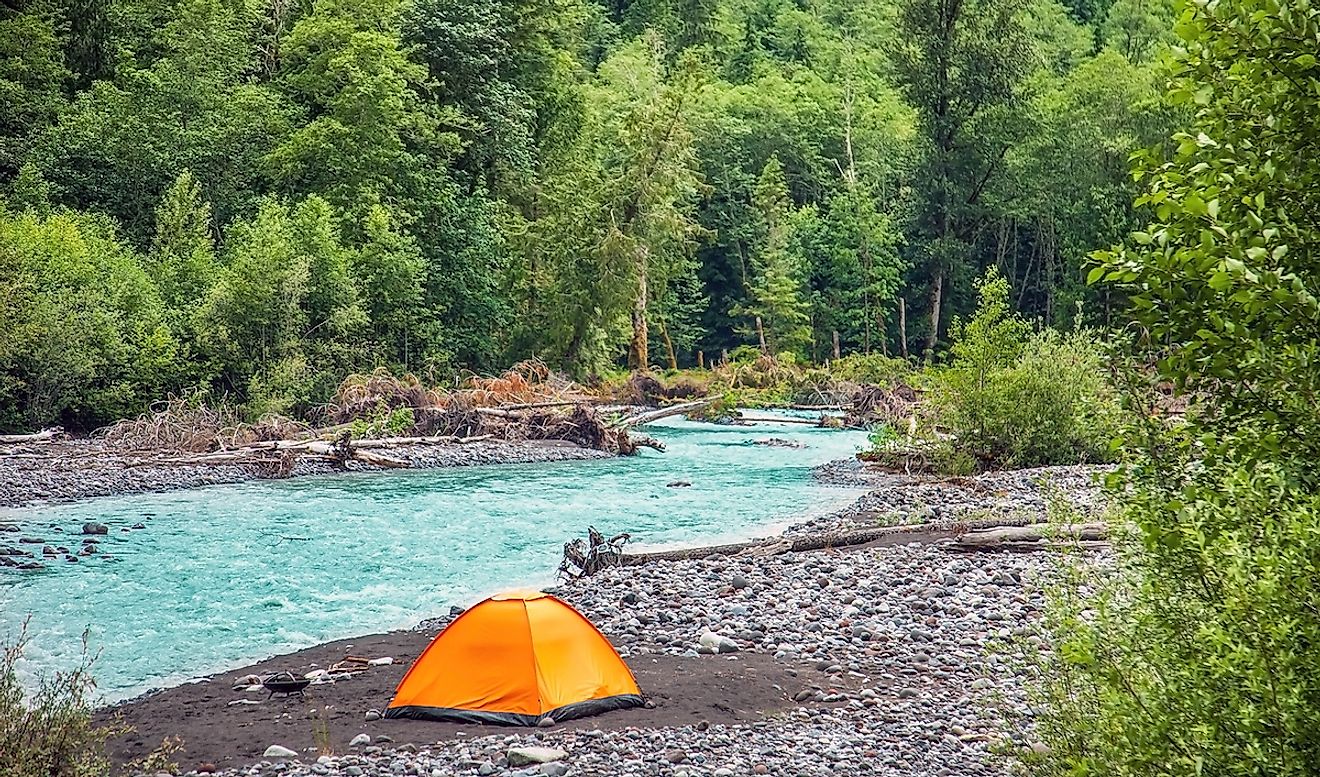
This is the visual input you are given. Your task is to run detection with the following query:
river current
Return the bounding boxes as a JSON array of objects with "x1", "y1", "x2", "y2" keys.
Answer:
[{"x1": 0, "y1": 415, "x2": 867, "y2": 702}]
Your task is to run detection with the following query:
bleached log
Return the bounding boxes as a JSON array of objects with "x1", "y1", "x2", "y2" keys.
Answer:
[
  {"x1": 350, "y1": 434, "x2": 493, "y2": 448},
  {"x1": 613, "y1": 399, "x2": 714, "y2": 428},
  {"x1": 950, "y1": 523, "x2": 1107, "y2": 550},
  {"x1": 569, "y1": 518, "x2": 1107, "y2": 574},
  {"x1": 736, "y1": 415, "x2": 827, "y2": 426},
  {"x1": 0, "y1": 428, "x2": 64, "y2": 445}
]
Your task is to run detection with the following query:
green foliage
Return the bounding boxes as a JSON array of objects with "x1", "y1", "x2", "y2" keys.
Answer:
[
  {"x1": 732, "y1": 156, "x2": 812, "y2": 355},
  {"x1": 0, "y1": 11, "x2": 68, "y2": 177},
  {"x1": 0, "y1": 0, "x2": 1176, "y2": 427},
  {"x1": 349, "y1": 401, "x2": 415, "y2": 438},
  {"x1": 0, "y1": 208, "x2": 176, "y2": 429},
  {"x1": 828, "y1": 353, "x2": 912, "y2": 386},
  {"x1": 1028, "y1": 0, "x2": 1320, "y2": 772},
  {"x1": 1, "y1": 621, "x2": 126, "y2": 777},
  {"x1": 932, "y1": 269, "x2": 1117, "y2": 468}
]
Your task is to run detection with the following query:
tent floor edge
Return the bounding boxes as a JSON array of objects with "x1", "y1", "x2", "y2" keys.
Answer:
[
  {"x1": 383, "y1": 694, "x2": 645, "y2": 727},
  {"x1": 383, "y1": 706, "x2": 541, "y2": 726},
  {"x1": 542, "y1": 693, "x2": 646, "y2": 724}
]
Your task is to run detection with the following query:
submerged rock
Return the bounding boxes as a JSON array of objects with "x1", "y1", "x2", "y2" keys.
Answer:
[{"x1": 81, "y1": 522, "x2": 108, "y2": 535}]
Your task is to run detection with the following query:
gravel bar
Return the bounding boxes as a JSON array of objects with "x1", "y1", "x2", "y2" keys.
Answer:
[{"x1": 0, "y1": 439, "x2": 612, "y2": 509}]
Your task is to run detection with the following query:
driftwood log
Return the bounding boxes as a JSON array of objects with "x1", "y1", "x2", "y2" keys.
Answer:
[
  {"x1": 562, "y1": 519, "x2": 1108, "y2": 576},
  {"x1": 141, "y1": 435, "x2": 428, "y2": 469},
  {"x1": 0, "y1": 427, "x2": 64, "y2": 445},
  {"x1": 948, "y1": 523, "x2": 1107, "y2": 553},
  {"x1": 612, "y1": 399, "x2": 716, "y2": 428}
]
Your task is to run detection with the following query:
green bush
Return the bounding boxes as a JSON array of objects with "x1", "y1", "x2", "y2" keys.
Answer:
[
  {"x1": 1027, "y1": 452, "x2": 1320, "y2": 777},
  {"x1": 930, "y1": 269, "x2": 1117, "y2": 470},
  {"x1": 829, "y1": 353, "x2": 912, "y2": 386},
  {"x1": 1023, "y1": 0, "x2": 1320, "y2": 771},
  {"x1": 1, "y1": 621, "x2": 125, "y2": 777}
]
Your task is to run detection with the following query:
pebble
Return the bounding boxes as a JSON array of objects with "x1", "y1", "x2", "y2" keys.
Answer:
[
  {"x1": 263, "y1": 745, "x2": 297, "y2": 758},
  {"x1": 350, "y1": 734, "x2": 371, "y2": 747}
]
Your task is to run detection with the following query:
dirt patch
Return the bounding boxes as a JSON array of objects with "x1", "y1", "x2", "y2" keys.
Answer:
[{"x1": 97, "y1": 629, "x2": 798, "y2": 772}]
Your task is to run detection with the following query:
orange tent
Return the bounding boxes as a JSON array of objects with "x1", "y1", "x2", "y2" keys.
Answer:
[{"x1": 384, "y1": 590, "x2": 644, "y2": 725}]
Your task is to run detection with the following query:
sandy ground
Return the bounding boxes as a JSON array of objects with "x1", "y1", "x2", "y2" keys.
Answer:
[{"x1": 96, "y1": 629, "x2": 802, "y2": 772}]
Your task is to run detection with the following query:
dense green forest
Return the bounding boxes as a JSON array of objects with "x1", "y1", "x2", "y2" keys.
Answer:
[{"x1": 0, "y1": 0, "x2": 1177, "y2": 428}]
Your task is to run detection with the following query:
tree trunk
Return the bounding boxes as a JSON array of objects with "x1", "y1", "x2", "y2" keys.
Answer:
[
  {"x1": 899, "y1": 297, "x2": 908, "y2": 359},
  {"x1": 697, "y1": 350, "x2": 705, "y2": 369},
  {"x1": 613, "y1": 399, "x2": 715, "y2": 428},
  {"x1": 659, "y1": 320, "x2": 678, "y2": 371},
  {"x1": 756, "y1": 316, "x2": 767, "y2": 353},
  {"x1": 629, "y1": 262, "x2": 649, "y2": 371},
  {"x1": 924, "y1": 271, "x2": 943, "y2": 361},
  {"x1": 831, "y1": 330, "x2": 841, "y2": 360}
]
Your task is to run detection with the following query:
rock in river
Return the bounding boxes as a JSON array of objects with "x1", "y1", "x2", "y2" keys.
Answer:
[{"x1": 81, "y1": 522, "x2": 108, "y2": 535}]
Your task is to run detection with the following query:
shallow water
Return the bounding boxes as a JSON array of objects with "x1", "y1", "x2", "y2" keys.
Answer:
[{"x1": 0, "y1": 416, "x2": 866, "y2": 702}]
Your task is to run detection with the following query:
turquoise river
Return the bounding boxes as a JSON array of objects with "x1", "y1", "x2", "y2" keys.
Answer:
[{"x1": 0, "y1": 416, "x2": 867, "y2": 703}]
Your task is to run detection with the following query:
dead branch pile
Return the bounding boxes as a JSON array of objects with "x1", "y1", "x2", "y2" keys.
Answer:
[
  {"x1": 614, "y1": 372, "x2": 705, "y2": 405},
  {"x1": 99, "y1": 396, "x2": 245, "y2": 452},
  {"x1": 449, "y1": 360, "x2": 592, "y2": 408},
  {"x1": 327, "y1": 369, "x2": 442, "y2": 426},
  {"x1": 94, "y1": 364, "x2": 667, "y2": 478},
  {"x1": 845, "y1": 382, "x2": 921, "y2": 429}
]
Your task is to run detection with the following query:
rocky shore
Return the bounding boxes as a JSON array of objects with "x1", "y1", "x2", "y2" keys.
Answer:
[
  {"x1": 100, "y1": 464, "x2": 1106, "y2": 777},
  {"x1": 0, "y1": 439, "x2": 611, "y2": 509}
]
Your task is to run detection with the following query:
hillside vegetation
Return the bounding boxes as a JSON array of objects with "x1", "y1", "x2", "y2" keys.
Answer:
[{"x1": 0, "y1": 0, "x2": 1175, "y2": 429}]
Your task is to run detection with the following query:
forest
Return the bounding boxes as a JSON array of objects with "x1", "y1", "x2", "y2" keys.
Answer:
[{"x1": 0, "y1": 0, "x2": 1177, "y2": 429}]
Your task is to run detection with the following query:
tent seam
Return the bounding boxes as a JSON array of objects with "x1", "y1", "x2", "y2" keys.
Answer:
[{"x1": 522, "y1": 599, "x2": 543, "y2": 716}]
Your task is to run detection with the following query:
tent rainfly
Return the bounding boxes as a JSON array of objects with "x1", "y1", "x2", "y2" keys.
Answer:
[{"x1": 385, "y1": 590, "x2": 644, "y2": 725}]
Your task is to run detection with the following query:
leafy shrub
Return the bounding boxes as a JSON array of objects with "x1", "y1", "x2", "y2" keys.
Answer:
[
  {"x1": 349, "y1": 402, "x2": 416, "y2": 439},
  {"x1": 1027, "y1": 452, "x2": 1320, "y2": 777},
  {"x1": 1023, "y1": 0, "x2": 1320, "y2": 771},
  {"x1": 1, "y1": 621, "x2": 126, "y2": 777},
  {"x1": 829, "y1": 353, "x2": 912, "y2": 386},
  {"x1": 931, "y1": 269, "x2": 1117, "y2": 469}
]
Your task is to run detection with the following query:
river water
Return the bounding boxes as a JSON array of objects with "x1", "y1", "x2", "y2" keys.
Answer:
[{"x1": 0, "y1": 416, "x2": 867, "y2": 702}]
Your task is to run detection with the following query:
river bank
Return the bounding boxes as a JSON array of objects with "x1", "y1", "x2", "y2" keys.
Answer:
[
  {"x1": 96, "y1": 463, "x2": 1106, "y2": 777},
  {"x1": 0, "y1": 438, "x2": 613, "y2": 510}
]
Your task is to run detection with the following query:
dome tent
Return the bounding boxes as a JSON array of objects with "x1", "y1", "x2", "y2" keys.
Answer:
[{"x1": 385, "y1": 590, "x2": 644, "y2": 725}]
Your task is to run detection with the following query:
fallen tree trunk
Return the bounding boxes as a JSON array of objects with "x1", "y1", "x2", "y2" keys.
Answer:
[
  {"x1": 736, "y1": 414, "x2": 832, "y2": 426},
  {"x1": 615, "y1": 523, "x2": 947, "y2": 566},
  {"x1": 140, "y1": 436, "x2": 411, "y2": 469},
  {"x1": 0, "y1": 427, "x2": 64, "y2": 445},
  {"x1": 613, "y1": 399, "x2": 715, "y2": 428},
  {"x1": 348, "y1": 434, "x2": 493, "y2": 448},
  {"x1": 949, "y1": 523, "x2": 1107, "y2": 551},
  {"x1": 563, "y1": 517, "x2": 1107, "y2": 575}
]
